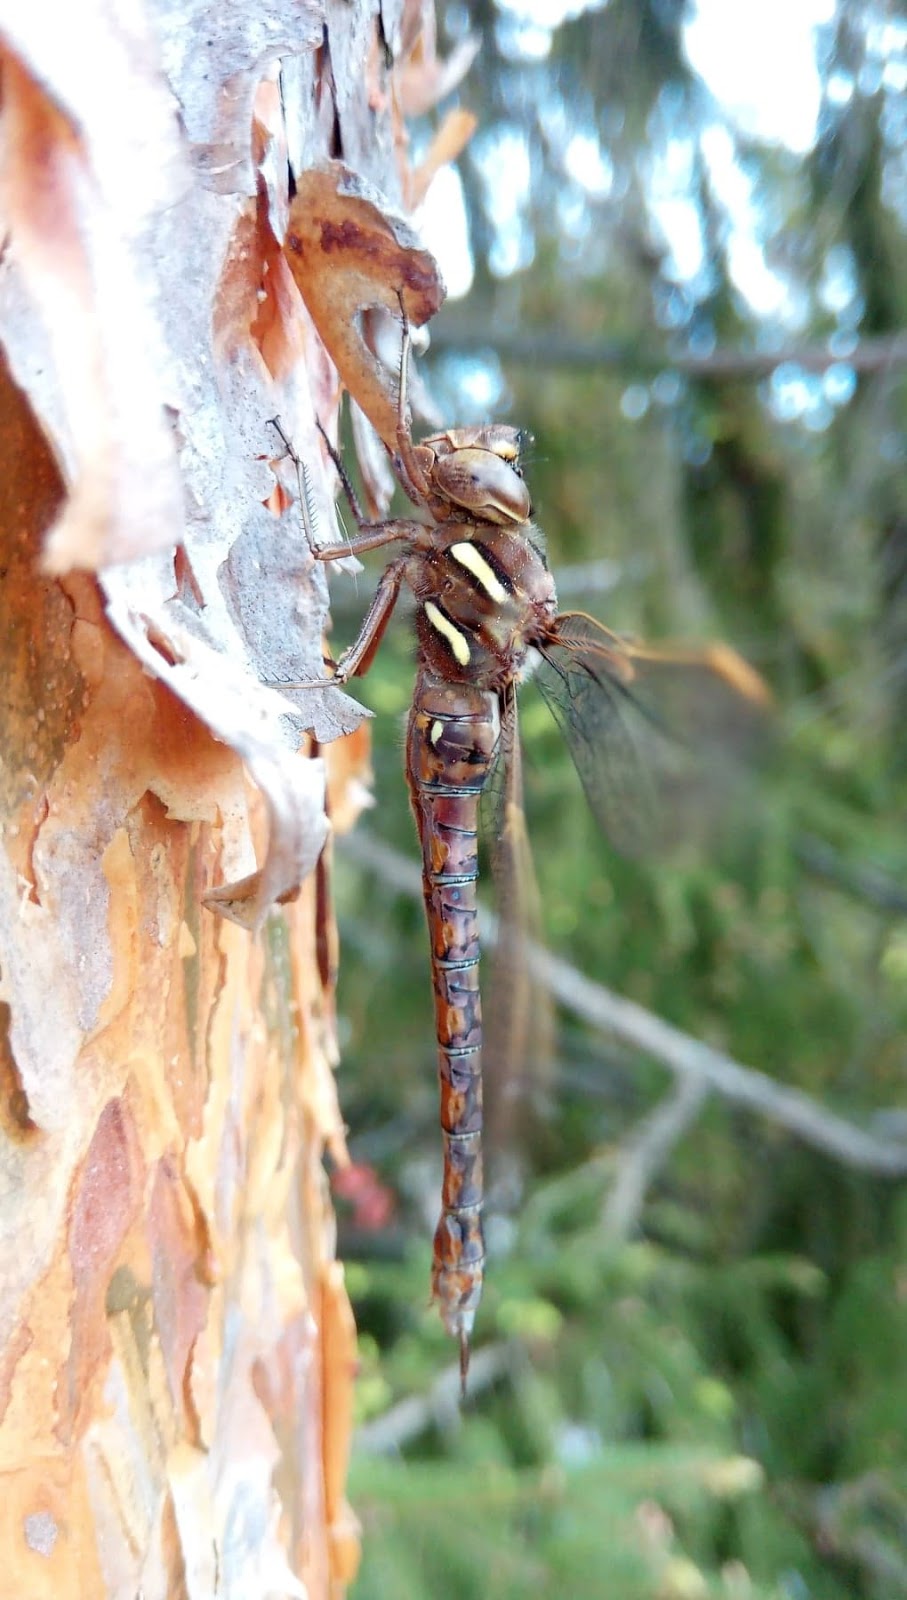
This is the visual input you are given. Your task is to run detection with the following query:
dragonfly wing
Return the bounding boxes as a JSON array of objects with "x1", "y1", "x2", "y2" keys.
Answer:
[
  {"x1": 535, "y1": 612, "x2": 770, "y2": 856},
  {"x1": 481, "y1": 685, "x2": 555, "y2": 1199},
  {"x1": 535, "y1": 629, "x2": 663, "y2": 856}
]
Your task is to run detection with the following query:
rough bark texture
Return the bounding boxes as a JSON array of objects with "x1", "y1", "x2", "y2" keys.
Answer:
[{"x1": 0, "y1": 0, "x2": 463, "y2": 1593}]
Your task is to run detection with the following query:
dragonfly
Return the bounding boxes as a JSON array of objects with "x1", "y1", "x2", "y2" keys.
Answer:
[{"x1": 282, "y1": 311, "x2": 768, "y2": 1391}]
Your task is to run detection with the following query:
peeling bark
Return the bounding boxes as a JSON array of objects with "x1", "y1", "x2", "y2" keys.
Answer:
[{"x1": 0, "y1": 0, "x2": 463, "y2": 1593}]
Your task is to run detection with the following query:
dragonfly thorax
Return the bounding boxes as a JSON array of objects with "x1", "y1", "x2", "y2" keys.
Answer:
[{"x1": 406, "y1": 523, "x2": 558, "y2": 690}]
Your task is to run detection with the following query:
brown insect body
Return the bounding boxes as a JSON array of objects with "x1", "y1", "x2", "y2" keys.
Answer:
[
  {"x1": 302, "y1": 402, "x2": 560, "y2": 1377},
  {"x1": 290, "y1": 322, "x2": 768, "y2": 1389},
  {"x1": 402, "y1": 514, "x2": 557, "y2": 1358}
]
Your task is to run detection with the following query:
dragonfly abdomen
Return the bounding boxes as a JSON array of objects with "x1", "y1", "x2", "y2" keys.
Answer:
[{"x1": 406, "y1": 678, "x2": 501, "y2": 1374}]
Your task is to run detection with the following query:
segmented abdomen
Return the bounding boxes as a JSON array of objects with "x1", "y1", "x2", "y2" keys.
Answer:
[{"x1": 406, "y1": 675, "x2": 501, "y2": 1364}]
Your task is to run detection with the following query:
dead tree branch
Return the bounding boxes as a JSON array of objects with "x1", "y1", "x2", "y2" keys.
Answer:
[
  {"x1": 795, "y1": 834, "x2": 907, "y2": 917},
  {"x1": 601, "y1": 1074, "x2": 711, "y2": 1241},
  {"x1": 429, "y1": 322, "x2": 907, "y2": 382},
  {"x1": 355, "y1": 1340, "x2": 523, "y2": 1454}
]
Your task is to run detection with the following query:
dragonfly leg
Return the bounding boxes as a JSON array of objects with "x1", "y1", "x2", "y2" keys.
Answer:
[
  {"x1": 311, "y1": 417, "x2": 435, "y2": 558},
  {"x1": 283, "y1": 554, "x2": 408, "y2": 688},
  {"x1": 315, "y1": 418, "x2": 368, "y2": 529},
  {"x1": 310, "y1": 519, "x2": 426, "y2": 562},
  {"x1": 335, "y1": 556, "x2": 407, "y2": 680},
  {"x1": 269, "y1": 416, "x2": 422, "y2": 561},
  {"x1": 392, "y1": 293, "x2": 435, "y2": 508}
]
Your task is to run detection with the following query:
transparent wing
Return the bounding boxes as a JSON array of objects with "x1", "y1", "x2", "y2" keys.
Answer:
[
  {"x1": 480, "y1": 686, "x2": 555, "y2": 1200},
  {"x1": 535, "y1": 611, "x2": 771, "y2": 856}
]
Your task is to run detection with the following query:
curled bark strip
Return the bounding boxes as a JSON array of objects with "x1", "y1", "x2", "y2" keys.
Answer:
[
  {"x1": 284, "y1": 161, "x2": 446, "y2": 452},
  {"x1": 104, "y1": 599, "x2": 330, "y2": 931},
  {"x1": 0, "y1": 47, "x2": 184, "y2": 572},
  {"x1": 201, "y1": 741, "x2": 329, "y2": 930}
]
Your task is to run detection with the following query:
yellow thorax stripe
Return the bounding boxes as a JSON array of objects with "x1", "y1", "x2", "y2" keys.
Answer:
[
  {"x1": 449, "y1": 541, "x2": 508, "y2": 604},
  {"x1": 424, "y1": 601, "x2": 471, "y2": 666}
]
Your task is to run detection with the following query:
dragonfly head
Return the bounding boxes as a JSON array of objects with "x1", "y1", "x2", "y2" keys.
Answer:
[{"x1": 416, "y1": 425, "x2": 533, "y2": 526}]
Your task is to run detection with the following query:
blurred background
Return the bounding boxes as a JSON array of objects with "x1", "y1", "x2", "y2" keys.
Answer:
[{"x1": 332, "y1": 4, "x2": 907, "y2": 1595}]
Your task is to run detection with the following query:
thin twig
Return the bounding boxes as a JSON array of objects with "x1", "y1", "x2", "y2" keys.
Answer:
[
  {"x1": 429, "y1": 323, "x2": 907, "y2": 381},
  {"x1": 339, "y1": 830, "x2": 907, "y2": 1179},
  {"x1": 354, "y1": 1339, "x2": 522, "y2": 1454},
  {"x1": 795, "y1": 833, "x2": 907, "y2": 917},
  {"x1": 602, "y1": 1074, "x2": 710, "y2": 1242}
]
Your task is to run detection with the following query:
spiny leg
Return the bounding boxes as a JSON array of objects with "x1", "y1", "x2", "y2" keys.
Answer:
[
  {"x1": 282, "y1": 554, "x2": 408, "y2": 689},
  {"x1": 315, "y1": 418, "x2": 368, "y2": 531},
  {"x1": 331, "y1": 556, "x2": 408, "y2": 682},
  {"x1": 268, "y1": 416, "x2": 322, "y2": 548},
  {"x1": 270, "y1": 412, "x2": 369, "y2": 535},
  {"x1": 268, "y1": 415, "x2": 423, "y2": 561},
  {"x1": 392, "y1": 292, "x2": 434, "y2": 508}
]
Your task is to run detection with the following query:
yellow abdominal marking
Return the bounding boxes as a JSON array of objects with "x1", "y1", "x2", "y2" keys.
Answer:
[
  {"x1": 450, "y1": 541, "x2": 507, "y2": 604},
  {"x1": 430, "y1": 719, "x2": 444, "y2": 745},
  {"x1": 424, "y1": 601, "x2": 471, "y2": 666}
]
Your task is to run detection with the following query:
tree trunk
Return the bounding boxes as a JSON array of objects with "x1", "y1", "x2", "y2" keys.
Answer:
[{"x1": 0, "y1": 1, "x2": 454, "y2": 1593}]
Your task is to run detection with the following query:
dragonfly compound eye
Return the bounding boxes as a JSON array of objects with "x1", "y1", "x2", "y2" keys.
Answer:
[{"x1": 431, "y1": 448, "x2": 532, "y2": 525}]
